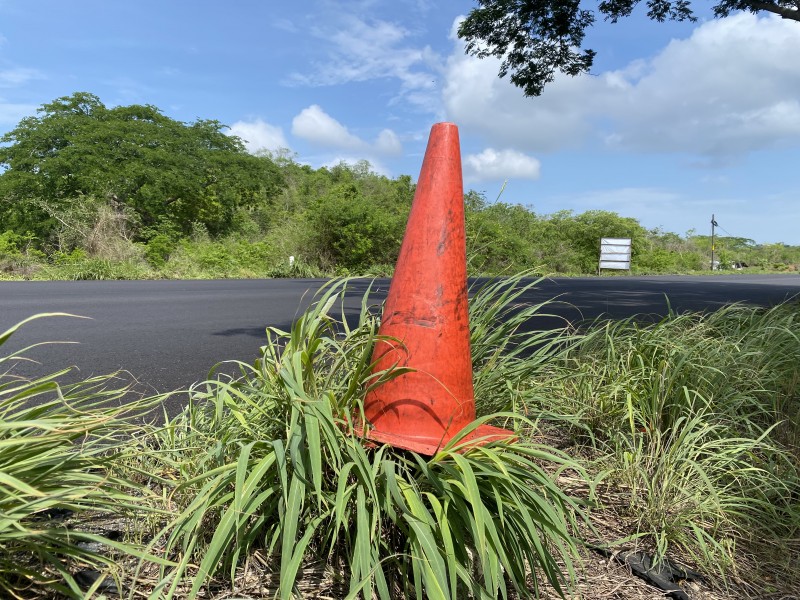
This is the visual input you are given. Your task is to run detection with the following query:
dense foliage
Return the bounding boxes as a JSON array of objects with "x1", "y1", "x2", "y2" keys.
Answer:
[
  {"x1": 1, "y1": 93, "x2": 799, "y2": 280},
  {"x1": 458, "y1": 0, "x2": 800, "y2": 97},
  {"x1": 0, "y1": 92, "x2": 283, "y2": 241}
]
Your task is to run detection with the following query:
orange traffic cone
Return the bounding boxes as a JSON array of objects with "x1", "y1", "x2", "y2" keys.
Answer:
[{"x1": 362, "y1": 122, "x2": 514, "y2": 455}]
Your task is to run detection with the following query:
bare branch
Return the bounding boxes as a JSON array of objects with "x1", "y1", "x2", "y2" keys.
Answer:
[{"x1": 749, "y1": 1, "x2": 800, "y2": 20}]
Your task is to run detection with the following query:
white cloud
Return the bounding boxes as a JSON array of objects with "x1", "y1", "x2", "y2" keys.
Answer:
[
  {"x1": 443, "y1": 13, "x2": 800, "y2": 159},
  {"x1": 104, "y1": 76, "x2": 156, "y2": 104},
  {"x1": 288, "y1": 15, "x2": 441, "y2": 111},
  {"x1": 542, "y1": 186, "x2": 800, "y2": 243},
  {"x1": 273, "y1": 18, "x2": 298, "y2": 33},
  {"x1": 291, "y1": 104, "x2": 403, "y2": 155},
  {"x1": 555, "y1": 187, "x2": 686, "y2": 213},
  {"x1": 292, "y1": 104, "x2": 364, "y2": 149},
  {"x1": 228, "y1": 119, "x2": 288, "y2": 153},
  {"x1": 443, "y1": 30, "x2": 598, "y2": 152},
  {"x1": 0, "y1": 67, "x2": 44, "y2": 88},
  {"x1": 0, "y1": 101, "x2": 36, "y2": 125},
  {"x1": 375, "y1": 129, "x2": 402, "y2": 155},
  {"x1": 608, "y1": 13, "x2": 800, "y2": 155},
  {"x1": 463, "y1": 148, "x2": 541, "y2": 183},
  {"x1": 158, "y1": 66, "x2": 180, "y2": 77}
]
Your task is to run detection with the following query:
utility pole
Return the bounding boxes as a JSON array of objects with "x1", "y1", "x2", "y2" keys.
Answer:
[{"x1": 710, "y1": 214, "x2": 717, "y2": 270}]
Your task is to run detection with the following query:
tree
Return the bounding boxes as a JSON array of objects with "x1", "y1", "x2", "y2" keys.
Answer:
[
  {"x1": 303, "y1": 162, "x2": 413, "y2": 271},
  {"x1": 458, "y1": 0, "x2": 799, "y2": 97},
  {"x1": 464, "y1": 195, "x2": 542, "y2": 272},
  {"x1": 0, "y1": 92, "x2": 283, "y2": 245}
]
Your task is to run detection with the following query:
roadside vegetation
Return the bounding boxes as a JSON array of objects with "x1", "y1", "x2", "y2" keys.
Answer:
[
  {"x1": 2, "y1": 92, "x2": 800, "y2": 281},
  {"x1": 2, "y1": 277, "x2": 798, "y2": 598}
]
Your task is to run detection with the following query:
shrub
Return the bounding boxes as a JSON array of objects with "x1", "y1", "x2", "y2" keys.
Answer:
[
  {"x1": 0, "y1": 231, "x2": 24, "y2": 257},
  {"x1": 0, "y1": 231, "x2": 43, "y2": 278},
  {"x1": 531, "y1": 303, "x2": 800, "y2": 583},
  {"x1": 22, "y1": 250, "x2": 149, "y2": 280},
  {"x1": 306, "y1": 182, "x2": 408, "y2": 271},
  {"x1": 144, "y1": 233, "x2": 176, "y2": 267}
]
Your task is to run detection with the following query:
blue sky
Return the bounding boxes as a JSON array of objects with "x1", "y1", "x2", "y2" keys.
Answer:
[{"x1": 1, "y1": 1, "x2": 799, "y2": 244}]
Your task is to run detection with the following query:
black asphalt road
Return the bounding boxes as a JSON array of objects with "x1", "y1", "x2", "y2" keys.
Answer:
[{"x1": 2, "y1": 275, "x2": 799, "y2": 414}]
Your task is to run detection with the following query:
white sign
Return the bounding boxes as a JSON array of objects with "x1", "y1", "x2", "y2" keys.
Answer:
[{"x1": 599, "y1": 237, "x2": 631, "y2": 271}]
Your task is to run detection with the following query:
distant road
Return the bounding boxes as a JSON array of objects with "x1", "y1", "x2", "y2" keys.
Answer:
[{"x1": 2, "y1": 275, "x2": 798, "y2": 414}]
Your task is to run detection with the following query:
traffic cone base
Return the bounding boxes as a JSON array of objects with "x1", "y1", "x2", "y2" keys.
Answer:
[{"x1": 367, "y1": 422, "x2": 515, "y2": 456}]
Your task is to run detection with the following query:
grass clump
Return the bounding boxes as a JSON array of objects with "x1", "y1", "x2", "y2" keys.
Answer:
[
  {"x1": 532, "y1": 302, "x2": 800, "y2": 591},
  {"x1": 0, "y1": 315, "x2": 163, "y2": 598},
  {"x1": 127, "y1": 280, "x2": 582, "y2": 599},
  {"x1": 469, "y1": 274, "x2": 574, "y2": 416}
]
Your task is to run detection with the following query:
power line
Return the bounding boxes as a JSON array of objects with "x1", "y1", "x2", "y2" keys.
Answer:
[{"x1": 717, "y1": 224, "x2": 735, "y2": 237}]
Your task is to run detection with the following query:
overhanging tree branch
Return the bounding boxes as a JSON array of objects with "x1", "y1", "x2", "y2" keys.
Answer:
[
  {"x1": 749, "y1": 1, "x2": 800, "y2": 20},
  {"x1": 460, "y1": 0, "x2": 799, "y2": 97}
]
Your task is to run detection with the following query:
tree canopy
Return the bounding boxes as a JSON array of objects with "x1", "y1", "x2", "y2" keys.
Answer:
[
  {"x1": 458, "y1": 0, "x2": 799, "y2": 97},
  {"x1": 0, "y1": 92, "x2": 283, "y2": 241}
]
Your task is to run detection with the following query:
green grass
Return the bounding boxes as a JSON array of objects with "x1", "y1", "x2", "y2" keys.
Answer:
[
  {"x1": 0, "y1": 315, "x2": 165, "y2": 598},
  {"x1": 126, "y1": 280, "x2": 582, "y2": 599},
  {"x1": 2, "y1": 279, "x2": 799, "y2": 598},
  {"x1": 531, "y1": 302, "x2": 800, "y2": 588},
  {"x1": 468, "y1": 274, "x2": 576, "y2": 417}
]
